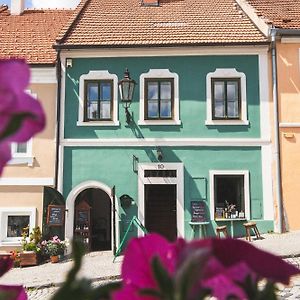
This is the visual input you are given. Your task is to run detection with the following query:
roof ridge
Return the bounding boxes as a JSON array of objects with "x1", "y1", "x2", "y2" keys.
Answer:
[
  {"x1": 0, "y1": 4, "x2": 8, "y2": 13},
  {"x1": 55, "y1": 0, "x2": 91, "y2": 45}
]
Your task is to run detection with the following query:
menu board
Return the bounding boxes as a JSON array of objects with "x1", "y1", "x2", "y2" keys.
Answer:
[
  {"x1": 191, "y1": 201, "x2": 207, "y2": 223},
  {"x1": 78, "y1": 211, "x2": 89, "y2": 223},
  {"x1": 47, "y1": 205, "x2": 65, "y2": 226}
]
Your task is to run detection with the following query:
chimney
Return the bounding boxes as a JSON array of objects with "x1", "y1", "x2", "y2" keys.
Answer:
[
  {"x1": 141, "y1": 0, "x2": 159, "y2": 6},
  {"x1": 11, "y1": 0, "x2": 25, "y2": 15}
]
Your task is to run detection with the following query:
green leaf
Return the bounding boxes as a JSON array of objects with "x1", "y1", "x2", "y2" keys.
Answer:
[
  {"x1": 256, "y1": 281, "x2": 277, "y2": 300},
  {"x1": 151, "y1": 256, "x2": 175, "y2": 300}
]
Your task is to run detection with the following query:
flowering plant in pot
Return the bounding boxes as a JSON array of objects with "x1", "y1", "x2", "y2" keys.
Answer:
[{"x1": 43, "y1": 236, "x2": 67, "y2": 263}]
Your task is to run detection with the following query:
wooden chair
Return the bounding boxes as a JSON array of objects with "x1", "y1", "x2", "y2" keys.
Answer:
[
  {"x1": 216, "y1": 225, "x2": 228, "y2": 238},
  {"x1": 243, "y1": 222, "x2": 261, "y2": 241}
]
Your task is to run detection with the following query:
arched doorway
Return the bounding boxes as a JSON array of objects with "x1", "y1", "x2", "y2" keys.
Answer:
[{"x1": 74, "y1": 188, "x2": 111, "y2": 251}]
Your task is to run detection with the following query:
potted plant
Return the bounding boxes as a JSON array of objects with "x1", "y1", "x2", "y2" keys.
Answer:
[
  {"x1": 44, "y1": 236, "x2": 66, "y2": 263},
  {"x1": 20, "y1": 226, "x2": 42, "y2": 267}
]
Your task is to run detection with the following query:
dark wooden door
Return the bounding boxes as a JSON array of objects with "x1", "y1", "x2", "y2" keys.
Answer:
[{"x1": 145, "y1": 184, "x2": 177, "y2": 241}]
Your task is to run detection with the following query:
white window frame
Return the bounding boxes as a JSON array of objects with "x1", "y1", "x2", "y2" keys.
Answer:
[
  {"x1": 209, "y1": 170, "x2": 250, "y2": 220},
  {"x1": 139, "y1": 69, "x2": 181, "y2": 125},
  {"x1": 206, "y1": 68, "x2": 249, "y2": 125},
  {"x1": 78, "y1": 70, "x2": 119, "y2": 126},
  {"x1": 9, "y1": 139, "x2": 34, "y2": 166},
  {"x1": 0, "y1": 207, "x2": 36, "y2": 246}
]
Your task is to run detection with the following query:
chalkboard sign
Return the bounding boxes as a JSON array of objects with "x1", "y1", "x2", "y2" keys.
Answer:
[
  {"x1": 191, "y1": 201, "x2": 207, "y2": 223},
  {"x1": 47, "y1": 205, "x2": 65, "y2": 226},
  {"x1": 78, "y1": 211, "x2": 89, "y2": 223}
]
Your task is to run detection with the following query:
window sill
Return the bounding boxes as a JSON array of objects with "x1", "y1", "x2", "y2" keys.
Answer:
[
  {"x1": 205, "y1": 120, "x2": 249, "y2": 126},
  {"x1": 77, "y1": 121, "x2": 120, "y2": 127},
  {"x1": 0, "y1": 240, "x2": 21, "y2": 247},
  {"x1": 8, "y1": 157, "x2": 34, "y2": 166},
  {"x1": 138, "y1": 119, "x2": 181, "y2": 126}
]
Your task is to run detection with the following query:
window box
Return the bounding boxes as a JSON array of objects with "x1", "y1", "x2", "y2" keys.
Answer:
[{"x1": 20, "y1": 251, "x2": 38, "y2": 267}]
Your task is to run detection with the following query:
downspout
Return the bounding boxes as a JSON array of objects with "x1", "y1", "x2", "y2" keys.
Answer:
[
  {"x1": 54, "y1": 49, "x2": 62, "y2": 190},
  {"x1": 270, "y1": 27, "x2": 283, "y2": 233}
]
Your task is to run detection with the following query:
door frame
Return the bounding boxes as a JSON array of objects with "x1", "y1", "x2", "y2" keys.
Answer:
[
  {"x1": 65, "y1": 180, "x2": 120, "y2": 252},
  {"x1": 138, "y1": 163, "x2": 184, "y2": 238}
]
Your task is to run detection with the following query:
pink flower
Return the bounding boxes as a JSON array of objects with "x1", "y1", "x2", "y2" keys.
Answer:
[
  {"x1": 0, "y1": 258, "x2": 27, "y2": 300},
  {"x1": 113, "y1": 234, "x2": 300, "y2": 300},
  {"x1": 0, "y1": 59, "x2": 45, "y2": 174}
]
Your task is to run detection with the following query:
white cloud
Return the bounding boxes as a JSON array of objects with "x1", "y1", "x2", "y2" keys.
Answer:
[{"x1": 31, "y1": 0, "x2": 80, "y2": 9}]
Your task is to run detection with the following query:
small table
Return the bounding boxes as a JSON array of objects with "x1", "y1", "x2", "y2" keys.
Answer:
[
  {"x1": 215, "y1": 218, "x2": 246, "y2": 237},
  {"x1": 189, "y1": 221, "x2": 210, "y2": 238}
]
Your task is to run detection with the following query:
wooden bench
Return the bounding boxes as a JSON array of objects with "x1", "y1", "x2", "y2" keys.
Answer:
[
  {"x1": 243, "y1": 222, "x2": 261, "y2": 241},
  {"x1": 216, "y1": 225, "x2": 229, "y2": 238}
]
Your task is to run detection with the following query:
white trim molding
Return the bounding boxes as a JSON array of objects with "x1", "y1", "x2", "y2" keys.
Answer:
[
  {"x1": 78, "y1": 70, "x2": 119, "y2": 126},
  {"x1": 280, "y1": 122, "x2": 300, "y2": 128},
  {"x1": 65, "y1": 180, "x2": 119, "y2": 253},
  {"x1": 0, "y1": 178, "x2": 54, "y2": 186},
  {"x1": 139, "y1": 69, "x2": 181, "y2": 125},
  {"x1": 61, "y1": 137, "x2": 270, "y2": 147},
  {"x1": 206, "y1": 68, "x2": 248, "y2": 126},
  {"x1": 209, "y1": 170, "x2": 250, "y2": 220},
  {"x1": 30, "y1": 68, "x2": 57, "y2": 84},
  {"x1": 0, "y1": 207, "x2": 36, "y2": 246},
  {"x1": 138, "y1": 163, "x2": 184, "y2": 238}
]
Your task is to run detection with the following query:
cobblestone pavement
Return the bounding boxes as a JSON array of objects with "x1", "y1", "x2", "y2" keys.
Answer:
[{"x1": 26, "y1": 257, "x2": 300, "y2": 300}]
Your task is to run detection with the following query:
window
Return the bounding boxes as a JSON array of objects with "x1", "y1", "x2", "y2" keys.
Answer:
[
  {"x1": 85, "y1": 80, "x2": 113, "y2": 121},
  {"x1": 212, "y1": 78, "x2": 240, "y2": 120},
  {"x1": 206, "y1": 69, "x2": 248, "y2": 125},
  {"x1": 78, "y1": 71, "x2": 119, "y2": 126},
  {"x1": 0, "y1": 207, "x2": 36, "y2": 246},
  {"x1": 209, "y1": 170, "x2": 250, "y2": 220},
  {"x1": 139, "y1": 69, "x2": 180, "y2": 125},
  {"x1": 145, "y1": 79, "x2": 173, "y2": 120},
  {"x1": 9, "y1": 140, "x2": 33, "y2": 166}
]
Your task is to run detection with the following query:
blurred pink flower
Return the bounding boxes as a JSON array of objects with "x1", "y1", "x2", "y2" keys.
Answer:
[
  {"x1": 113, "y1": 234, "x2": 300, "y2": 300},
  {"x1": 0, "y1": 59, "x2": 45, "y2": 174},
  {"x1": 0, "y1": 257, "x2": 27, "y2": 300}
]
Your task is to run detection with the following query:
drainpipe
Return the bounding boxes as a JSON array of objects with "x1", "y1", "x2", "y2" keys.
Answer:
[
  {"x1": 54, "y1": 49, "x2": 62, "y2": 190},
  {"x1": 270, "y1": 27, "x2": 283, "y2": 233}
]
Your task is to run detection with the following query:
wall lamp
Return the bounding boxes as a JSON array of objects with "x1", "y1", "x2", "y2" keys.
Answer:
[
  {"x1": 118, "y1": 68, "x2": 136, "y2": 124},
  {"x1": 66, "y1": 58, "x2": 73, "y2": 68},
  {"x1": 157, "y1": 147, "x2": 163, "y2": 161}
]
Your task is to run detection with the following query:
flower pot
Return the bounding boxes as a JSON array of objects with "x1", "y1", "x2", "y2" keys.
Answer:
[
  {"x1": 50, "y1": 255, "x2": 59, "y2": 263},
  {"x1": 20, "y1": 251, "x2": 38, "y2": 267}
]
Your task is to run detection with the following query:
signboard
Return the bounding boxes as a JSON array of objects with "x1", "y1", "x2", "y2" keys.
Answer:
[
  {"x1": 191, "y1": 201, "x2": 207, "y2": 223},
  {"x1": 47, "y1": 205, "x2": 65, "y2": 226},
  {"x1": 77, "y1": 211, "x2": 89, "y2": 223}
]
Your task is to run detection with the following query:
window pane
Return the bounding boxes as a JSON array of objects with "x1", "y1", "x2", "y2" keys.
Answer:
[
  {"x1": 160, "y1": 81, "x2": 171, "y2": 100},
  {"x1": 100, "y1": 101, "x2": 111, "y2": 119},
  {"x1": 87, "y1": 83, "x2": 98, "y2": 101},
  {"x1": 148, "y1": 100, "x2": 159, "y2": 118},
  {"x1": 100, "y1": 82, "x2": 111, "y2": 101},
  {"x1": 87, "y1": 101, "x2": 98, "y2": 119},
  {"x1": 160, "y1": 99, "x2": 172, "y2": 118},
  {"x1": 214, "y1": 81, "x2": 225, "y2": 101},
  {"x1": 227, "y1": 100, "x2": 239, "y2": 118},
  {"x1": 7, "y1": 215, "x2": 30, "y2": 238},
  {"x1": 214, "y1": 100, "x2": 225, "y2": 118},
  {"x1": 227, "y1": 81, "x2": 238, "y2": 101},
  {"x1": 147, "y1": 82, "x2": 159, "y2": 100},
  {"x1": 16, "y1": 143, "x2": 27, "y2": 153}
]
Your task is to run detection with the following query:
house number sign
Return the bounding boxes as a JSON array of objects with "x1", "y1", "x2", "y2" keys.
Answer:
[{"x1": 157, "y1": 164, "x2": 164, "y2": 169}]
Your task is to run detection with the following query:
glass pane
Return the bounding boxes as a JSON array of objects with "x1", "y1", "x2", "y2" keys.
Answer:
[
  {"x1": 87, "y1": 83, "x2": 98, "y2": 101},
  {"x1": 87, "y1": 101, "x2": 98, "y2": 119},
  {"x1": 227, "y1": 100, "x2": 239, "y2": 118},
  {"x1": 16, "y1": 143, "x2": 27, "y2": 153},
  {"x1": 214, "y1": 100, "x2": 225, "y2": 118},
  {"x1": 214, "y1": 81, "x2": 225, "y2": 101},
  {"x1": 160, "y1": 99, "x2": 172, "y2": 118},
  {"x1": 147, "y1": 82, "x2": 159, "y2": 100},
  {"x1": 148, "y1": 100, "x2": 159, "y2": 118},
  {"x1": 101, "y1": 82, "x2": 111, "y2": 101},
  {"x1": 160, "y1": 81, "x2": 171, "y2": 100},
  {"x1": 100, "y1": 101, "x2": 111, "y2": 119},
  {"x1": 7, "y1": 215, "x2": 30, "y2": 237},
  {"x1": 227, "y1": 81, "x2": 238, "y2": 101}
]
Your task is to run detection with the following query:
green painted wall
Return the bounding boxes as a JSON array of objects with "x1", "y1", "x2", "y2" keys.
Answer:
[
  {"x1": 64, "y1": 55, "x2": 260, "y2": 139},
  {"x1": 63, "y1": 146, "x2": 273, "y2": 240}
]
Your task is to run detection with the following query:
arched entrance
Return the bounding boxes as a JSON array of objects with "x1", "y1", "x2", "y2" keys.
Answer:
[
  {"x1": 65, "y1": 181, "x2": 118, "y2": 252},
  {"x1": 74, "y1": 188, "x2": 111, "y2": 251}
]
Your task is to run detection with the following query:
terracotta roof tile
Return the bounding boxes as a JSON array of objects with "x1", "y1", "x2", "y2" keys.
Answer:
[
  {"x1": 247, "y1": 0, "x2": 300, "y2": 29},
  {"x1": 56, "y1": 0, "x2": 267, "y2": 47},
  {"x1": 0, "y1": 6, "x2": 73, "y2": 65}
]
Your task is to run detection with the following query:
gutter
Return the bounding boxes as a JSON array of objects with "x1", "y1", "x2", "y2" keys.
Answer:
[
  {"x1": 54, "y1": 50, "x2": 62, "y2": 190},
  {"x1": 270, "y1": 27, "x2": 283, "y2": 233}
]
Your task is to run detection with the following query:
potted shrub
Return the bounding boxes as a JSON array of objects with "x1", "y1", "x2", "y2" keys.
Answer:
[
  {"x1": 44, "y1": 236, "x2": 66, "y2": 263},
  {"x1": 20, "y1": 227, "x2": 42, "y2": 267}
]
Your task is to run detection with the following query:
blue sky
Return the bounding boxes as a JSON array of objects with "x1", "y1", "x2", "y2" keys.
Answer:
[
  {"x1": 0, "y1": 0, "x2": 32, "y2": 7},
  {"x1": 0, "y1": 0, "x2": 79, "y2": 8}
]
